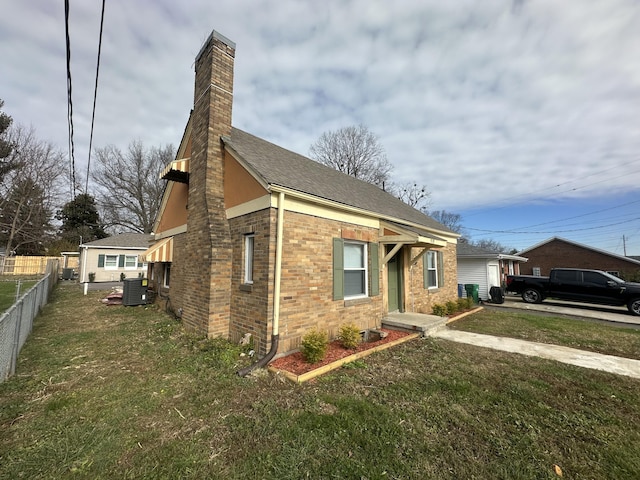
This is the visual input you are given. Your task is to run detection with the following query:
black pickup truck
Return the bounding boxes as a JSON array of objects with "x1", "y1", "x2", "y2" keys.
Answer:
[{"x1": 505, "y1": 268, "x2": 640, "y2": 316}]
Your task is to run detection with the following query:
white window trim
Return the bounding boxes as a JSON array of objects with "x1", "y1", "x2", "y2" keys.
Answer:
[
  {"x1": 427, "y1": 251, "x2": 438, "y2": 289},
  {"x1": 344, "y1": 241, "x2": 368, "y2": 299},
  {"x1": 104, "y1": 254, "x2": 119, "y2": 270},
  {"x1": 163, "y1": 263, "x2": 171, "y2": 288},
  {"x1": 124, "y1": 255, "x2": 138, "y2": 270},
  {"x1": 244, "y1": 234, "x2": 255, "y2": 284}
]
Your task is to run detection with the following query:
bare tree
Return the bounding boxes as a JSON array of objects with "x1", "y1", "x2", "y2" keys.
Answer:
[
  {"x1": 91, "y1": 140, "x2": 174, "y2": 233},
  {"x1": 309, "y1": 125, "x2": 392, "y2": 188},
  {"x1": 427, "y1": 209, "x2": 465, "y2": 234},
  {"x1": 0, "y1": 125, "x2": 66, "y2": 254},
  {"x1": 392, "y1": 182, "x2": 432, "y2": 210}
]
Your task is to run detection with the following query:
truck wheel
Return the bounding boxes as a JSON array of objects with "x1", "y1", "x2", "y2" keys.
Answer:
[
  {"x1": 628, "y1": 298, "x2": 640, "y2": 316},
  {"x1": 522, "y1": 288, "x2": 543, "y2": 304}
]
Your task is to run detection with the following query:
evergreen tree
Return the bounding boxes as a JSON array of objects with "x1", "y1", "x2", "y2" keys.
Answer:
[{"x1": 56, "y1": 194, "x2": 107, "y2": 244}]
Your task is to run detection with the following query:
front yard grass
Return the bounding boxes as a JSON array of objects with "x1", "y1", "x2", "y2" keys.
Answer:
[
  {"x1": 449, "y1": 308, "x2": 640, "y2": 360},
  {"x1": 1, "y1": 283, "x2": 639, "y2": 479}
]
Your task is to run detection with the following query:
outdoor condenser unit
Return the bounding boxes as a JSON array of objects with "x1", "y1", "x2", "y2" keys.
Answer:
[{"x1": 122, "y1": 278, "x2": 148, "y2": 306}]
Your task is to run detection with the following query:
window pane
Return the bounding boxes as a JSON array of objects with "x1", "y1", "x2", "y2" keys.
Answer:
[
  {"x1": 427, "y1": 251, "x2": 435, "y2": 268},
  {"x1": 244, "y1": 235, "x2": 254, "y2": 283},
  {"x1": 125, "y1": 255, "x2": 137, "y2": 268},
  {"x1": 344, "y1": 270, "x2": 365, "y2": 297},
  {"x1": 105, "y1": 255, "x2": 118, "y2": 267},
  {"x1": 428, "y1": 270, "x2": 437, "y2": 287},
  {"x1": 344, "y1": 243, "x2": 364, "y2": 268}
]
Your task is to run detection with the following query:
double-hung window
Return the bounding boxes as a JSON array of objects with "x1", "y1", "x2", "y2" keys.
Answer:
[
  {"x1": 124, "y1": 255, "x2": 138, "y2": 270},
  {"x1": 244, "y1": 234, "x2": 255, "y2": 284},
  {"x1": 343, "y1": 241, "x2": 367, "y2": 298},
  {"x1": 423, "y1": 250, "x2": 444, "y2": 289},
  {"x1": 104, "y1": 254, "x2": 118, "y2": 270},
  {"x1": 426, "y1": 251, "x2": 437, "y2": 288}
]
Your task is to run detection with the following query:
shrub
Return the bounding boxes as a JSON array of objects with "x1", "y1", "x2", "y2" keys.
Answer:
[
  {"x1": 120, "y1": 272, "x2": 126, "y2": 281},
  {"x1": 445, "y1": 301, "x2": 458, "y2": 315},
  {"x1": 338, "y1": 323, "x2": 362, "y2": 350},
  {"x1": 457, "y1": 298, "x2": 468, "y2": 311},
  {"x1": 300, "y1": 329, "x2": 329, "y2": 364},
  {"x1": 88, "y1": 272, "x2": 95, "y2": 282},
  {"x1": 462, "y1": 297, "x2": 475, "y2": 309},
  {"x1": 432, "y1": 304, "x2": 446, "y2": 316}
]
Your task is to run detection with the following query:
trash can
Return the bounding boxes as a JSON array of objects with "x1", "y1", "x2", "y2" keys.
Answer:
[
  {"x1": 464, "y1": 284, "x2": 479, "y2": 303},
  {"x1": 457, "y1": 284, "x2": 464, "y2": 298},
  {"x1": 489, "y1": 286, "x2": 505, "y2": 304}
]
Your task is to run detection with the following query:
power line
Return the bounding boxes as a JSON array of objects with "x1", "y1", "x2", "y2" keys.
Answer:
[
  {"x1": 64, "y1": 0, "x2": 76, "y2": 199},
  {"x1": 465, "y1": 216, "x2": 640, "y2": 235},
  {"x1": 85, "y1": 0, "x2": 106, "y2": 196}
]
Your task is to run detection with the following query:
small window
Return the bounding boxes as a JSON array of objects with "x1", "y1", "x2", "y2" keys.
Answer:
[
  {"x1": 163, "y1": 263, "x2": 171, "y2": 287},
  {"x1": 532, "y1": 267, "x2": 541, "y2": 276},
  {"x1": 104, "y1": 254, "x2": 118, "y2": 270},
  {"x1": 426, "y1": 251, "x2": 438, "y2": 288},
  {"x1": 344, "y1": 241, "x2": 367, "y2": 298},
  {"x1": 244, "y1": 234, "x2": 255, "y2": 284},
  {"x1": 124, "y1": 255, "x2": 138, "y2": 270}
]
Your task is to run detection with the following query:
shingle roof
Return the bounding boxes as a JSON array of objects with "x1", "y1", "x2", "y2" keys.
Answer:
[
  {"x1": 81, "y1": 233, "x2": 152, "y2": 249},
  {"x1": 223, "y1": 128, "x2": 455, "y2": 234}
]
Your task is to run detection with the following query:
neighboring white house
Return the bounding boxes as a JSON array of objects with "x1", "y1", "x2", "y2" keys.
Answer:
[
  {"x1": 457, "y1": 243, "x2": 528, "y2": 301},
  {"x1": 79, "y1": 233, "x2": 151, "y2": 283}
]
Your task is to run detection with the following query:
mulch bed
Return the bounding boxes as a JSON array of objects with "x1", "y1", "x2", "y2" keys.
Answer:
[{"x1": 269, "y1": 328, "x2": 412, "y2": 376}]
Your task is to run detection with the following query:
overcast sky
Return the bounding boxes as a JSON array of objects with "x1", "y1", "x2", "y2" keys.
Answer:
[{"x1": 2, "y1": 0, "x2": 639, "y2": 254}]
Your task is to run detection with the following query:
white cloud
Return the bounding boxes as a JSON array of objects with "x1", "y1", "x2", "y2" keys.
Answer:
[{"x1": 1, "y1": 0, "x2": 639, "y2": 217}]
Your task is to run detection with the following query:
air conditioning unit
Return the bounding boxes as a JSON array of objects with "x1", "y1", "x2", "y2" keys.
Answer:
[{"x1": 122, "y1": 278, "x2": 148, "y2": 306}]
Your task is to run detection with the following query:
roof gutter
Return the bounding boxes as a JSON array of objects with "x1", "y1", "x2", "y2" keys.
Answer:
[{"x1": 237, "y1": 191, "x2": 284, "y2": 376}]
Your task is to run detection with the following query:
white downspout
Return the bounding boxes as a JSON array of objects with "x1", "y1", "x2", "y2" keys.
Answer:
[
  {"x1": 237, "y1": 191, "x2": 285, "y2": 376},
  {"x1": 272, "y1": 191, "x2": 285, "y2": 337}
]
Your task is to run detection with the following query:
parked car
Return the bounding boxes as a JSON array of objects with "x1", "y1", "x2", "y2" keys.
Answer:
[{"x1": 505, "y1": 268, "x2": 640, "y2": 316}]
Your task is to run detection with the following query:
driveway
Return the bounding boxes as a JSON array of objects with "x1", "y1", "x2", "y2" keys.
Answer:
[{"x1": 487, "y1": 295, "x2": 640, "y2": 328}]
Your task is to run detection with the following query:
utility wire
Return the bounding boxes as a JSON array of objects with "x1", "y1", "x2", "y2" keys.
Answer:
[
  {"x1": 85, "y1": 0, "x2": 106, "y2": 196},
  {"x1": 64, "y1": 0, "x2": 76, "y2": 199}
]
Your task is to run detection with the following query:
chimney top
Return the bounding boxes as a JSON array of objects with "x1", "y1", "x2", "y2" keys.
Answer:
[{"x1": 196, "y1": 30, "x2": 236, "y2": 63}]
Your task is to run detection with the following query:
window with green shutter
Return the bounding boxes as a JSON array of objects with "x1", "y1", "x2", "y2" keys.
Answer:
[{"x1": 424, "y1": 250, "x2": 444, "y2": 288}]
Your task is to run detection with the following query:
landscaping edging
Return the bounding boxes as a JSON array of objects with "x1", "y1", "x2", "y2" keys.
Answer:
[
  {"x1": 446, "y1": 306, "x2": 483, "y2": 324},
  {"x1": 268, "y1": 332, "x2": 421, "y2": 383}
]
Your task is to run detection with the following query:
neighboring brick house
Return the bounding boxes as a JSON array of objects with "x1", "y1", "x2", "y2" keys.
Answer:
[
  {"x1": 143, "y1": 30, "x2": 460, "y2": 357},
  {"x1": 79, "y1": 233, "x2": 151, "y2": 283},
  {"x1": 517, "y1": 237, "x2": 640, "y2": 280},
  {"x1": 457, "y1": 242, "x2": 527, "y2": 300}
]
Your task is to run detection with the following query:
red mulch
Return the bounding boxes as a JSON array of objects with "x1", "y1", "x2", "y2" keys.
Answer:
[{"x1": 269, "y1": 328, "x2": 412, "y2": 376}]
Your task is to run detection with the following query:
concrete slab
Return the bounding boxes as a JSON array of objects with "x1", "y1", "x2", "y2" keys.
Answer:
[
  {"x1": 433, "y1": 329, "x2": 640, "y2": 380},
  {"x1": 383, "y1": 311, "x2": 447, "y2": 335}
]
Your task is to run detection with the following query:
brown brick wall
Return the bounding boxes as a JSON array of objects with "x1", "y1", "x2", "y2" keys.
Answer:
[
  {"x1": 521, "y1": 239, "x2": 640, "y2": 280},
  {"x1": 274, "y1": 211, "x2": 383, "y2": 355},
  {"x1": 180, "y1": 32, "x2": 235, "y2": 337},
  {"x1": 407, "y1": 243, "x2": 459, "y2": 314},
  {"x1": 228, "y1": 209, "x2": 275, "y2": 355}
]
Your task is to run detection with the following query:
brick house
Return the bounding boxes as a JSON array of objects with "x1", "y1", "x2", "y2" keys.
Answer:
[
  {"x1": 142, "y1": 30, "x2": 460, "y2": 358},
  {"x1": 517, "y1": 237, "x2": 640, "y2": 280}
]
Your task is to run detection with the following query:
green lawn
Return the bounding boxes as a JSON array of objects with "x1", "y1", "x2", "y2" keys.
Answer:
[
  {"x1": 1, "y1": 284, "x2": 639, "y2": 479},
  {"x1": 449, "y1": 308, "x2": 640, "y2": 360},
  {"x1": 0, "y1": 279, "x2": 38, "y2": 313}
]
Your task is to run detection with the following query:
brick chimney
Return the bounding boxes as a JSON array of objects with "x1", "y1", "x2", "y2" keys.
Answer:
[{"x1": 181, "y1": 31, "x2": 235, "y2": 337}]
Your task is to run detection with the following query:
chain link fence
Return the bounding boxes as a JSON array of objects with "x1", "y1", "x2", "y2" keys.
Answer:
[{"x1": 0, "y1": 260, "x2": 59, "y2": 383}]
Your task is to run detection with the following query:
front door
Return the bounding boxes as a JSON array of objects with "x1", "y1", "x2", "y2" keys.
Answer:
[{"x1": 387, "y1": 252, "x2": 402, "y2": 312}]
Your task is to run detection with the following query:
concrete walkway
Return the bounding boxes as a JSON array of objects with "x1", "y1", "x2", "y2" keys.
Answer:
[{"x1": 432, "y1": 328, "x2": 640, "y2": 380}]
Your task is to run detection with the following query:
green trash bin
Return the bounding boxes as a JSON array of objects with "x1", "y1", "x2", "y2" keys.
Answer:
[{"x1": 464, "y1": 284, "x2": 479, "y2": 303}]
